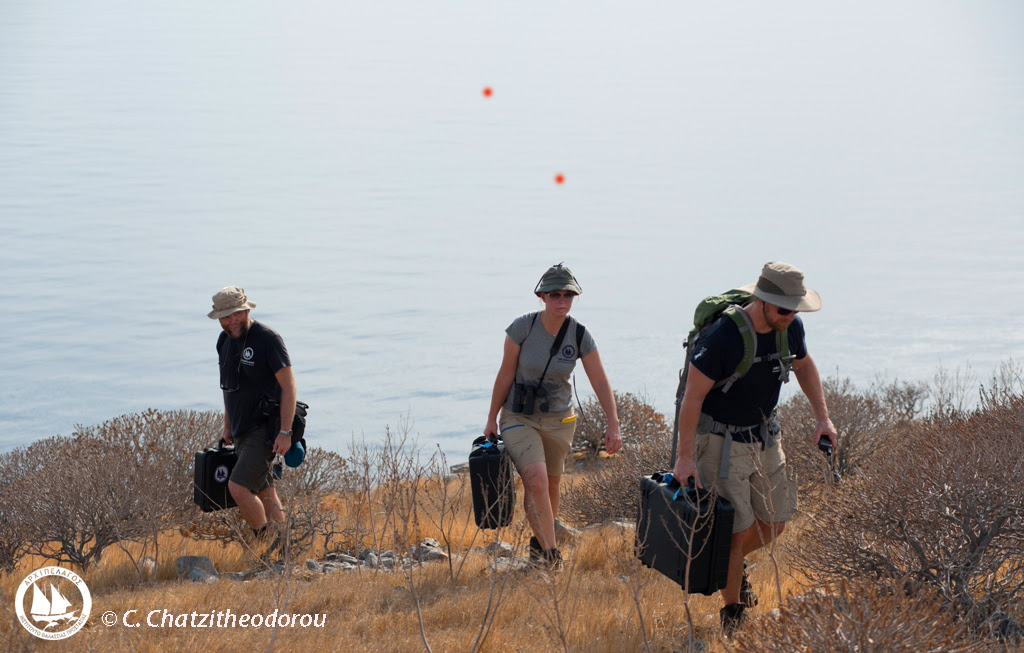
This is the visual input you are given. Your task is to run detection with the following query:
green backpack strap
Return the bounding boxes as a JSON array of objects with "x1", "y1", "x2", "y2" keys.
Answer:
[
  {"x1": 775, "y1": 330, "x2": 791, "y2": 382},
  {"x1": 719, "y1": 306, "x2": 757, "y2": 392}
]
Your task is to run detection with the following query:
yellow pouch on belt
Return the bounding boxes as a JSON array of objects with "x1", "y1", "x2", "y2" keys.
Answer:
[{"x1": 561, "y1": 414, "x2": 578, "y2": 423}]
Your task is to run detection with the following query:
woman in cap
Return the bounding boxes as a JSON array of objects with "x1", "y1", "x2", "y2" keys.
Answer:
[{"x1": 484, "y1": 263, "x2": 622, "y2": 567}]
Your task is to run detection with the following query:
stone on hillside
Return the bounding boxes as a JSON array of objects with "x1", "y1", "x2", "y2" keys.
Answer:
[
  {"x1": 187, "y1": 567, "x2": 219, "y2": 583},
  {"x1": 176, "y1": 555, "x2": 218, "y2": 578},
  {"x1": 325, "y1": 552, "x2": 359, "y2": 565},
  {"x1": 554, "y1": 519, "x2": 581, "y2": 543},
  {"x1": 140, "y1": 555, "x2": 157, "y2": 580},
  {"x1": 484, "y1": 541, "x2": 516, "y2": 558},
  {"x1": 305, "y1": 559, "x2": 320, "y2": 572},
  {"x1": 412, "y1": 539, "x2": 449, "y2": 562},
  {"x1": 493, "y1": 557, "x2": 530, "y2": 572}
]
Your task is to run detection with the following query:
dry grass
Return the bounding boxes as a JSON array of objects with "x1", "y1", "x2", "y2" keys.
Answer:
[
  {"x1": 3, "y1": 468, "x2": 1008, "y2": 652},
  {"x1": 0, "y1": 473, "x2": 818, "y2": 653},
  {"x1": 3, "y1": 381, "x2": 1022, "y2": 652}
]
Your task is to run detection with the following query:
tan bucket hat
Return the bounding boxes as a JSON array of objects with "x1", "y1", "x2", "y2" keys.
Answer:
[
  {"x1": 534, "y1": 263, "x2": 583, "y2": 296},
  {"x1": 208, "y1": 286, "x2": 256, "y2": 319},
  {"x1": 738, "y1": 261, "x2": 821, "y2": 312}
]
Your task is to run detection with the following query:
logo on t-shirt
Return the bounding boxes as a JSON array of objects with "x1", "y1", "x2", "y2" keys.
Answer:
[
  {"x1": 241, "y1": 347, "x2": 254, "y2": 366},
  {"x1": 560, "y1": 345, "x2": 576, "y2": 360},
  {"x1": 693, "y1": 346, "x2": 707, "y2": 361}
]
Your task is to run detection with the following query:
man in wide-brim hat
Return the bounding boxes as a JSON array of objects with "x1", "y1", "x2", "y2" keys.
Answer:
[
  {"x1": 672, "y1": 262, "x2": 837, "y2": 636},
  {"x1": 209, "y1": 286, "x2": 297, "y2": 548}
]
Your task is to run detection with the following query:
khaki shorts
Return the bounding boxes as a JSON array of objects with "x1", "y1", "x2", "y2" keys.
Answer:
[
  {"x1": 230, "y1": 425, "x2": 276, "y2": 493},
  {"x1": 499, "y1": 408, "x2": 577, "y2": 476},
  {"x1": 695, "y1": 430, "x2": 798, "y2": 533}
]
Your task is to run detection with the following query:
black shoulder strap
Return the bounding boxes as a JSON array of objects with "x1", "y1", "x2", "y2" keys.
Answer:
[
  {"x1": 576, "y1": 323, "x2": 585, "y2": 355},
  {"x1": 535, "y1": 318, "x2": 573, "y2": 389},
  {"x1": 549, "y1": 318, "x2": 572, "y2": 357}
]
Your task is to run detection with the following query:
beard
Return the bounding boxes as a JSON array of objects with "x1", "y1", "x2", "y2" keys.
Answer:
[{"x1": 223, "y1": 321, "x2": 250, "y2": 340}]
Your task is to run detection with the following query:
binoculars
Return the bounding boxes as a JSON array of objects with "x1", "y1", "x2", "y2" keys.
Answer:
[{"x1": 512, "y1": 382, "x2": 548, "y2": 415}]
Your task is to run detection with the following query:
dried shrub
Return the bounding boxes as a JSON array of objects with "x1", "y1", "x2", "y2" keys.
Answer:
[
  {"x1": 76, "y1": 409, "x2": 221, "y2": 530},
  {"x1": 12, "y1": 434, "x2": 154, "y2": 571},
  {"x1": 572, "y1": 391, "x2": 671, "y2": 459},
  {"x1": 727, "y1": 580, "x2": 998, "y2": 653},
  {"x1": 793, "y1": 394, "x2": 1024, "y2": 641},
  {"x1": 0, "y1": 410, "x2": 220, "y2": 573},
  {"x1": 562, "y1": 392, "x2": 672, "y2": 525},
  {"x1": 874, "y1": 377, "x2": 929, "y2": 422},
  {"x1": 778, "y1": 376, "x2": 898, "y2": 498},
  {"x1": 276, "y1": 447, "x2": 357, "y2": 554},
  {"x1": 0, "y1": 446, "x2": 46, "y2": 571}
]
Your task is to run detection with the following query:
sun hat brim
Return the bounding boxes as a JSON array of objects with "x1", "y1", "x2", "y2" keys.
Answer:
[
  {"x1": 207, "y1": 302, "x2": 255, "y2": 319},
  {"x1": 535, "y1": 279, "x2": 582, "y2": 296},
  {"x1": 738, "y1": 283, "x2": 821, "y2": 312}
]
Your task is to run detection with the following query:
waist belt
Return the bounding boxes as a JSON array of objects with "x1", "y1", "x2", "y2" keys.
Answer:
[{"x1": 698, "y1": 412, "x2": 780, "y2": 479}]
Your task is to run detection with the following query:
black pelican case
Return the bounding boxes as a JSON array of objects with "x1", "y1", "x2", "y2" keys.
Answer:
[
  {"x1": 635, "y1": 471, "x2": 734, "y2": 595},
  {"x1": 469, "y1": 435, "x2": 515, "y2": 529},
  {"x1": 193, "y1": 441, "x2": 238, "y2": 512}
]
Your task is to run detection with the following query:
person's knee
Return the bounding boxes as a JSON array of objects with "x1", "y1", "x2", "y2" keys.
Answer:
[
  {"x1": 519, "y1": 463, "x2": 550, "y2": 494},
  {"x1": 731, "y1": 523, "x2": 756, "y2": 546},
  {"x1": 229, "y1": 481, "x2": 255, "y2": 500},
  {"x1": 547, "y1": 475, "x2": 561, "y2": 493}
]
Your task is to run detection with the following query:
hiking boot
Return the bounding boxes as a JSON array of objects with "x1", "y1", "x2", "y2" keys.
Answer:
[
  {"x1": 740, "y1": 563, "x2": 758, "y2": 607},
  {"x1": 528, "y1": 536, "x2": 544, "y2": 564},
  {"x1": 252, "y1": 523, "x2": 283, "y2": 562},
  {"x1": 527, "y1": 537, "x2": 562, "y2": 571},
  {"x1": 720, "y1": 603, "x2": 745, "y2": 637},
  {"x1": 543, "y1": 547, "x2": 563, "y2": 571}
]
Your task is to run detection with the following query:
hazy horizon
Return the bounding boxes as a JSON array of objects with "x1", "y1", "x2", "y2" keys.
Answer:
[{"x1": 2, "y1": 0, "x2": 1022, "y2": 454}]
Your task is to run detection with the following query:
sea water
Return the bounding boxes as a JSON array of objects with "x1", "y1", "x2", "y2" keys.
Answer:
[{"x1": 1, "y1": 0, "x2": 1022, "y2": 455}]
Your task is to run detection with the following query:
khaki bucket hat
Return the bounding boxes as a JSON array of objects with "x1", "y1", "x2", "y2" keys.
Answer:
[
  {"x1": 534, "y1": 263, "x2": 583, "y2": 296},
  {"x1": 208, "y1": 286, "x2": 256, "y2": 319},
  {"x1": 738, "y1": 261, "x2": 821, "y2": 312}
]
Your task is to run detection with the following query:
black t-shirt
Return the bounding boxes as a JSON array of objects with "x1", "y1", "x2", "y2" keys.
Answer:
[
  {"x1": 690, "y1": 312, "x2": 807, "y2": 426},
  {"x1": 217, "y1": 320, "x2": 291, "y2": 438}
]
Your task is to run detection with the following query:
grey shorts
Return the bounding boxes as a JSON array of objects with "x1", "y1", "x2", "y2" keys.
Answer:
[
  {"x1": 695, "y1": 429, "x2": 798, "y2": 533},
  {"x1": 229, "y1": 425, "x2": 275, "y2": 493}
]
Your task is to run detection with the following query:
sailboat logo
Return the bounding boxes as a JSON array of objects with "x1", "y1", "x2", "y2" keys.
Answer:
[
  {"x1": 30, "y1": 582, "x2": 78, "y2": 628},
  {"x1": 15, "y1": 566, "x2": 92, "y2": 640}
]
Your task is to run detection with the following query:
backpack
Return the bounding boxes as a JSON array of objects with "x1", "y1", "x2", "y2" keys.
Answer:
[
  {"x1": 674, "y1": 289, "x2": 792, "y2": 402},
  {"x1": 668, "y1": 289, "x2": 794, "y2": 465}
]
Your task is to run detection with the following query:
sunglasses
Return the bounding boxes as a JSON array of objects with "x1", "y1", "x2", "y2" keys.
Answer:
[
  {"x1": 547, "y1": 292, "x2": 577, "y2": 299},
  {"x1": 775, "y1": 306, "x2": 797, "y2": 316}
]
